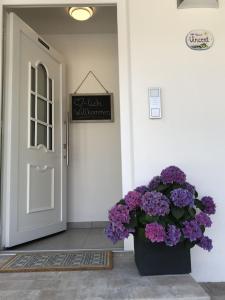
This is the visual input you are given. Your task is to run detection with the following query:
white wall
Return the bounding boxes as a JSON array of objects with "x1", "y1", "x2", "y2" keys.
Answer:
[
  {"x1": 1, "y1": 0, "x2": 225, "y2": 282},
  {"x1": 127, "y1": 0, "x2": 225, "y2": 282},
  {"x1": 44, "y1": 33, "x2": 122, "y2": 222}
]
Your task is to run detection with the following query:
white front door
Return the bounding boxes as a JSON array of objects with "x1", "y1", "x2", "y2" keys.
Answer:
[{"x1": 2, "y1": 13, "x2": 67, "y2": 247}]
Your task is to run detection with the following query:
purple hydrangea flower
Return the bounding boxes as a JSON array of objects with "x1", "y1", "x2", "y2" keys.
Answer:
[
  {"x1": 145, "y1": 223, "x2": 166, "y2": 243},
  {"x1": 105, "y1": 223, "x2": 132, "y2": 244},
  {"x1": 197, "y1": 236, "x2": 213, "y2": 252},
  {"x1": 183, "y1": 182, "x2": 196, "y2": 195},
  {"x1": 195, "y1": 212, "x2": 212, "y2": 228},
  {"x1": 108, "y1": 204, "x2": 130, "y2": 227},
  {"x1": 148, "y1": 176, "x2": 161, "y2": 191},
  {"x1": 201, "y1": 196, "x2": 216, "y2": 215},
  {"x1": 125, "y1": 191, "x2": 142, "y2": 210},
  {"x1": 161, "y1": 166, "x2": 186, "y2": 184},
  {"x1": 135, "y1": 185, "x2": 149, "y2": 195},
  {"x1": 170, "y1": 188, "x2": 194, "y2": 207},
  {"x1": 165, "y1": 225, "x2": 181, "y2": 247},
  {"x1": 182, "y1": 220, "x2": 203, "y2": 242},
  {"x1": 141, "y1": 191, "x2": 170, "y2": 216}
]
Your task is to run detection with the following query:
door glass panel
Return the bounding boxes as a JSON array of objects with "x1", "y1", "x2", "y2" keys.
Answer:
[
  {"x1": 49, "y1": 127, "x2": 52, "y2": 150},
  {"x1": 29, "y1": 64, "x2": 54, "y2": 150},
  {"x1": 49, "y1": 78, "x2": 52, "y2": 101},
  {"x1": 30, "y1": 94, "x2": 35, "y2": 118},
  {"x1": 49, "y1": 103, "x2": 52, "y2": 125},
  {"x1": 37, "y1": 123, "x2": 47, "y2": 147},
  {"x1": 37, "y1": 97, "x2": 47, "y2": 123},
  {"x1": 31, "y1": 67, "x2": 36, "y2": 92},
  {"x1": 37, "y1": 64, "x2": 47, "y2": 97},
  {"x1": 30, "y1": 121, "x2": 35, "y2": 146}
]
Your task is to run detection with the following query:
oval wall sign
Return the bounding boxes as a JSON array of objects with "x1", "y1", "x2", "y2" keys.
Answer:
[{"x1": 186, "y1": 30, "x2": 214, "y2": 51}]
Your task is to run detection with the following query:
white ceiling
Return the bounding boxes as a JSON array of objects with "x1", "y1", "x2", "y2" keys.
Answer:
[{"x1": 8, "y1": 6, "x2": 117, "y2": 35}]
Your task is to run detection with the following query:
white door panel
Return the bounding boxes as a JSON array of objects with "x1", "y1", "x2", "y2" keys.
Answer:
[{"x1": 2, "y1": 13, "x2": 67, "y2": 247}]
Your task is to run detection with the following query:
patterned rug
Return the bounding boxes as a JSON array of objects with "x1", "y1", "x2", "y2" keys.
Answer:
[{"x1": 0, "y1": 251, "x2": 113, "y2": 272}]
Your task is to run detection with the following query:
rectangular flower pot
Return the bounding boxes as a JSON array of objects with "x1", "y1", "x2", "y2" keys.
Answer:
[{"x1": 134, "y1": 230, "x2": 191, "y2": 276}]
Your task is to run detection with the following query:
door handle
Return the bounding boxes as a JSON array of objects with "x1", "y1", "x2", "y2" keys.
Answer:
[{"x1": 66, "y1": 112, "x2": 69, "y2": 167}]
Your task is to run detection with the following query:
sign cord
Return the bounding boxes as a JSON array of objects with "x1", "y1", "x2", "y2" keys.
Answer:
[{"x1": 74, "y1": 71, "x2": 109, "y2": 94}]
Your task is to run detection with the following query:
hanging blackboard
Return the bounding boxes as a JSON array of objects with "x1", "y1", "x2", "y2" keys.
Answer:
[{"x1": 71, "y1": 93, "x2": 114, "y2": 122}]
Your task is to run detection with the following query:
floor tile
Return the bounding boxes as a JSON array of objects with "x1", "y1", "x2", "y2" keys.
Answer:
[
  {"x1": 0, "y1": 253, "x2": 211, "y2": 300},
  {"x1": 3, "y1": 228, "x2": 123, "y2": 252},
  {"x1": 83, "y1": 228, "x2": 123, "y2": 249},
  {"x1": 200, "y1": 282, "x2": 225, "y2": 300},
  {"x1": 0, "y1": 290, "x2": 40, "y2": 300}
]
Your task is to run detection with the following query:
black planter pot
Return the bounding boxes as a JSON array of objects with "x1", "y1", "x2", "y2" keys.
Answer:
[{"x1": 134, "y1": 229, "x2": 191, "y2": 276}]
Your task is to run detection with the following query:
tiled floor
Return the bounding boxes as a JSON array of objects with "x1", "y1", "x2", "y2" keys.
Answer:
[
  {"x1": 1, "y1": 231, "x2": 224, "y2": 299},
  {"x1": 0, "y1": 253, "x2": 210, "y2": 300},
  {"x1": 200, "y1": 282, "x2": 225, "y2": 300},
  {"x1": 3, "y1": 228, "x2": 123, "y2": 252},
  {"x1": 0, "y1": 253, "x2": 223, "y2": 299}
]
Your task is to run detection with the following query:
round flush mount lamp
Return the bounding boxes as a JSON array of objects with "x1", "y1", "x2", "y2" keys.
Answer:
[{"x1": 68, "y1": 7, "x2": 95, "y2": 21}]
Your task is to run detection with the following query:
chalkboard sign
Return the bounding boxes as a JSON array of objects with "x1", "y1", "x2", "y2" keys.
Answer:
[{"x1": 71, "y1": 93, "x2": 114, "y2": 122}]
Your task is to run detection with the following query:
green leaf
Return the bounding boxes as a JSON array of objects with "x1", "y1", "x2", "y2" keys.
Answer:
[
  {"x1": 188, "y1": 207, "x2": 196, "y2": 218},
  {"x1": 138, "y1": 215, "x2": 159, "y2": 225},
  {"x1": 200, "y1": 225, "x2": 205, "y2": 234},
  {"x1": 184, "y1": 240, "x2": 196, "y2": 249},
  {"x1": 172, "y1": 183, "x2": 182, "y2": 189},
  {"x1": 158, "y1": 218, "x2": 171, "y2": 227},
  {"x1": 117, "y1": 199, "x2": 125, "y2": 205},
  {"x1": 156, "y1": 184, "x2": 168, "y2": 192},
  {"x1": 180, "y1": 235, "x2": 185, "y2": 242},
  {"x1": 163, "y1": 216, "x2": 176, "y2": 225},
  {"x1": 195, "y1": 199, "x2": 203, "y2": 210},
  {"x1": 125, "y1": 214, "x2": 138, "y2": 229},
  {"x1": 171, "y1": 207, "x2": 185, "y2": 220},
  {"x1": 124, "y1": 222, "x2": 136, "y2": 229}
]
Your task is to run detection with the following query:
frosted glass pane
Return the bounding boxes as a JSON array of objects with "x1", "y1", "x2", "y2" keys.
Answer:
[
  {"x1": 31, "y1": 94, "x2": 35, "y2": 118},
  {"x1": 31, "y1": 67, "x2": 36, "y2": 92},
  {"x1": 37, "y1": 123, "x2": 47, "y2": 147},
  {"x1": 37, "y1": 97, "x2": 47, "y2": 123},
  {"x1": 49, "y1": 127, "x2": 52, "y2": 150},
  {"x1": 49, "y1": 103, "x2": 52, "y2": 125},
  {"x1": 49, "y1": 79, "x2": 52, "y2": 101},
  {"x1": 37, "y1": 64, "x2": 47, "y2": 97},
  {"x1": 30, "y1": 121, "x2": 35, "y2": 146}
]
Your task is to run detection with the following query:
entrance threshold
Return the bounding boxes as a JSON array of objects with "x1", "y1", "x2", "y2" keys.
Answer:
[{"x1": 2, "y1": 228, "x2": 124, "y2": 252}]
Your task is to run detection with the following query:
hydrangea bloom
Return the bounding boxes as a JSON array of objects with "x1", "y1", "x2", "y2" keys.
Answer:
[
  {"x1": 183, "y1": 182, "x2": 196, "y2": 195},
  {"x1": 105, "y1": 166, "x2": 215, "y2": 253},
  {"x1": 170, "y1": 188, "x2": 194, "y2": 207},
  {"x1": 148, "y1": 176, "x2": 161, "y2": 191},
  {"x1": 105, "y1": 223, "x2": 132, "y2": 244},
  {"x1": 141, "y1": 191, "x2": 170, "y2": 216},
  {"x1": 195, "y1": 212, "x2": 212, "y2": 228},
  {"x1": 108, "y1": 204, "x2": 130, "y2": 227},
  {"x1": 161, "y1": 166, "x2": 186, "y2": 185},
  {"x1": 182, "y1": 220, "x2": 202, "y2": 242},
  {"x1": 145, "y1": 223, "x2": 165, "y2": 243},
  {"x1": 201, "y1": 196, "x2": 216, "y2": 215},
  {"x1": 135, "y1": 185, "x2": 149, "y2": 195},
  {"x1": 125, "y1": 191, "x2": 142, "y2": 210},
  {"x1": 165, "y1": 225, "x2": 181, "y2": 247},
  {"x1": 197, "y1": 236, "x2": 213, "y2": 252}
]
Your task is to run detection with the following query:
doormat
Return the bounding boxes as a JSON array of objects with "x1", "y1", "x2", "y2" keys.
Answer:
[{"x1": 0, "y1": 251, "x2": 113, "y2": 272}]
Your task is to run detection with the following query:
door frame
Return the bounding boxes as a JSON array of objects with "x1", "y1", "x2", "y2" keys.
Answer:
[{"x1": 0, "y1": 0, "x2": 134, "y2": 250}]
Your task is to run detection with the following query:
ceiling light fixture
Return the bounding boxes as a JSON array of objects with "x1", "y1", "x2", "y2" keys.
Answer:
[{"x1": 68, "y1": 7, "x2": 95, "y2": 21}]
